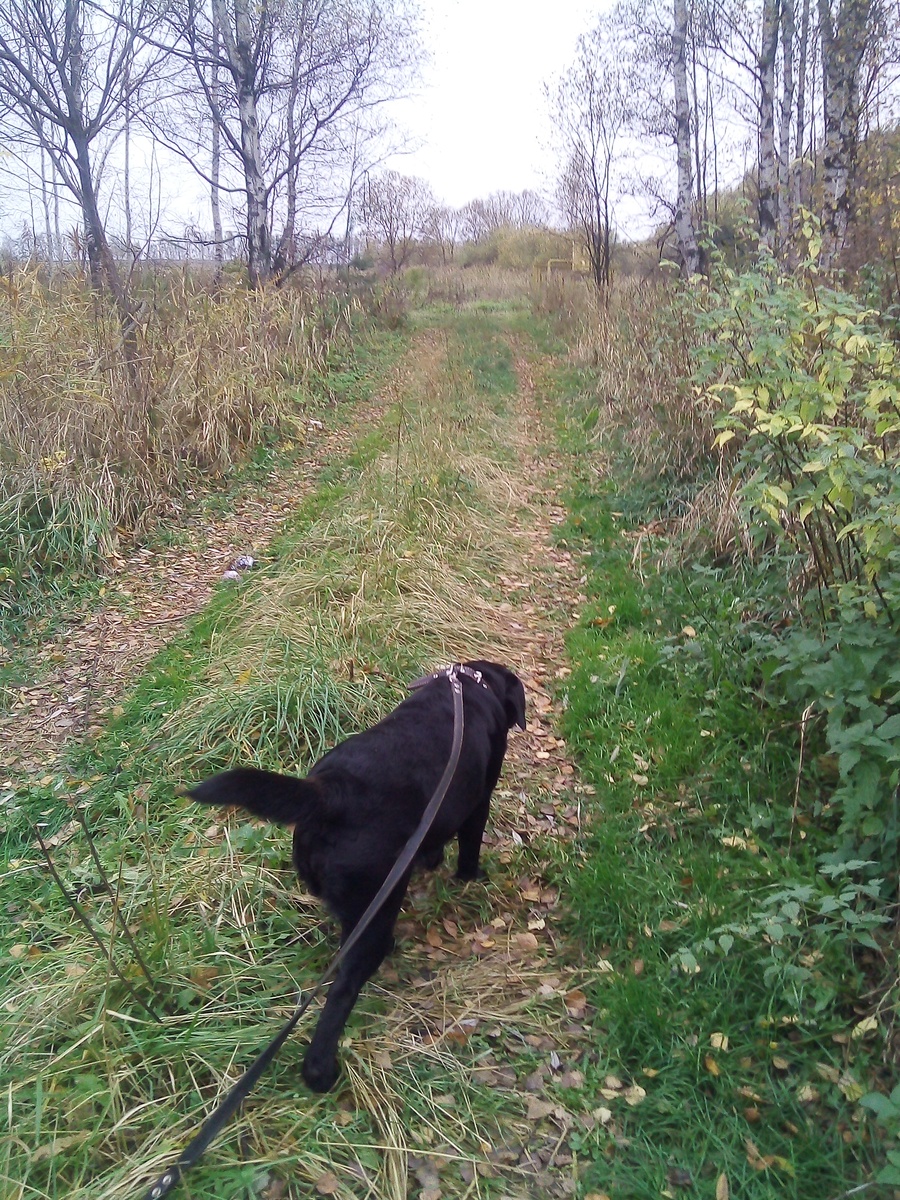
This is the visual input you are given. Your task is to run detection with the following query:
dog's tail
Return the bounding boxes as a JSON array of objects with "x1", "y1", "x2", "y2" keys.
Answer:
[{"x1": 187, "y1": 767, "x2": 317, "y2": 826}]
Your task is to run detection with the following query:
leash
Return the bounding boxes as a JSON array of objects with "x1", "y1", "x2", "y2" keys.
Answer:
[{"x1": 139, "y1": 665, "x2": 471, "y2": 1199}]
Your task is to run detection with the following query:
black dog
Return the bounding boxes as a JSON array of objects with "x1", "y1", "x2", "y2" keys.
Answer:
[{"x1": 188, "y1": 660, "x2": 526, "y2": 1092}]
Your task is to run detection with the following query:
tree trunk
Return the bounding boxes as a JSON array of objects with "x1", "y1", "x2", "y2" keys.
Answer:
[
  {"x1": 758, "y1": 0, "x2": 779, "y2": 253},
  {"x1": 818, "y1": 0, "x2": 871, "y2": 265},
  {"x1": 213, "y1": 0, "x2": 272, "y2": 286},
  {"x1": 124, "y1": 84, "x2": 133, "y2": 252},
  {"x1": 274, "y1": 32, "x2": 304, "y2": 276},
  {"x1": 777, "y1": 0, "x2": 796, "y2": 253},
  {"x1": 40, "y1": 144, "x2": 54, "y2": 265},
  {"x1": 792, "y1": 0, "x2": 811, "y2": 213},
  {"x1": 210, "y1": 2, "x2": 224, "y2": 276},
  {"x1": 673, "y1": 0, "x2": 700, "y2": 275}
]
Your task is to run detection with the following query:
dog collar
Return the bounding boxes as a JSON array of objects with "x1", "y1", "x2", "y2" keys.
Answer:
[{"x1": 408, "y1": 663, "x2": 490, "y2": 692}]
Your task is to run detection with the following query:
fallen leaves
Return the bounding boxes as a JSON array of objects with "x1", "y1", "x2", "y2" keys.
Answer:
[
  {"x1": 744, "y1": 1138, "x2": 795, "y2": 1175},
  {"x1": 564, "y1": 989, "x2": 587, "y2": 1017},
  {"x1": 596, "y1": 1074, "x2": 647, "y2": 1106},
  {"x1": 313, "y1": 1171, "x2": 340, "y2": 1195}
]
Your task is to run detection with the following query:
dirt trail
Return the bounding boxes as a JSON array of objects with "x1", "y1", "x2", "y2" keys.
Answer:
[{"x1": 0, "y1": 407, "x2": 381, "y2": 787}]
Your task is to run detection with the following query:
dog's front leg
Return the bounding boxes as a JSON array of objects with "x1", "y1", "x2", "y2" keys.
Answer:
[{"x1": 302, "y1": 883, "x2": 406, "y2": 1092}]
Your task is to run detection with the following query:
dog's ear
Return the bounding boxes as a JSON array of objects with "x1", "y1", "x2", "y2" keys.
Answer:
[{"x1": 470, "y1": 661, "x2": 526, "y2": 730}]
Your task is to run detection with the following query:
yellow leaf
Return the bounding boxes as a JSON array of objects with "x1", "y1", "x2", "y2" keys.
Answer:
[
  {"x1": 710, "y1": 1032, "x2": 729, "y2": 1051},
  {"x1": 704, "y1": 1055, "x2": 720, "y2": 1077},
  {"x1": 851, "y1": 1016, "x2": 878, "y2": 1039},
  {"x1": 838, "y1": 1073, "x2": 864, "y2": 1102},
  {"x1": 716, "y1": 1174, "x2": 730, "y2": 1200}
]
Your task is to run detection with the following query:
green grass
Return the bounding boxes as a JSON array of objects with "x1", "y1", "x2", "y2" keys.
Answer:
[{"x1": 548, "y1": 363, "x2": 887, "y2": 1197}]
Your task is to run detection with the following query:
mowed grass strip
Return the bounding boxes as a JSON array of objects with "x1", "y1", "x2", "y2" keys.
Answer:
[{"x1": 0, "y1": 309, "x2": 575, "y2": 1200}]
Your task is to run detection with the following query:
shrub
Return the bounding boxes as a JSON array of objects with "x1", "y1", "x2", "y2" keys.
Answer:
[{"x1": 695, "y1": 257, "x2": 900, "y2": 872}]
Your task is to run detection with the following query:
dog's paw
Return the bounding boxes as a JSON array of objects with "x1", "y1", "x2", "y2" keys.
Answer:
[
  {"x1": 455, "y1": 865, "x2": 488, "y2": 883},
  {"x1": 302, "y1": 1049, "x2": 340, "y2": 1093}
]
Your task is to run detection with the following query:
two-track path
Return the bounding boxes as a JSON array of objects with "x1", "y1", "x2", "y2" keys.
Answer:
[{"x1": 3, "y1": 316, "x2": 601, "y2": 1200}]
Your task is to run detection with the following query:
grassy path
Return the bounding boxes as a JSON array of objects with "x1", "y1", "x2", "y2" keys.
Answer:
[
  {"x1": 1, "y1": 301, "x2": 884, "y2": 1200},
  {"x1": 1, "y1": 306, "x2": 601, "y2": 1200},
  {"x1": 0, "y1": 381, "x2": 387, "y2": 785}
]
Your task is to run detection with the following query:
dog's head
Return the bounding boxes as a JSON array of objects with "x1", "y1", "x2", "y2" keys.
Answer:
[{"x1": 467, "y1": 661, "x2": 527, "y2": 731}]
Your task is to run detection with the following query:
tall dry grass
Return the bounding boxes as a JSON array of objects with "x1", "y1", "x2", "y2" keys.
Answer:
[
  {"x1": 0, "y1": 268, "x2": 353, "y2": 577},
  {"x1": 569, "y1": 276, "x2": 711, "y2": 482}
]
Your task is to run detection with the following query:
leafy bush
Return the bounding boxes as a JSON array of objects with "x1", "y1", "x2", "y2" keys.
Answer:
[
  {"x1": 687, "y1": 863, "x2": 886, "y2": 996},
  {"x1": 695, "y1": 258, "x2": 900, "y2": 871},
  {"x1": 861, "y1": 1084, "x2": 900, "y2": 1186}
]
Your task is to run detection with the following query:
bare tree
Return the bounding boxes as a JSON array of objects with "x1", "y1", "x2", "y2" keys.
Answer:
[
  {"x1": 209, "y1": 0, "x2": 224, "y2": 273},
  {"x1": 422, "y1": 203, "x2": 463, "y2": 264},
  {"x1": 758, "y1": 0, "x2": 780, "y2": 250},
  {"x1": 0, "y1": 0, "x2": 164, "y2": 309},
  {"x1": 777, "y1": 0, "x2": 796, "y2": 248},
  {"x1": 171, "y1": 0, "x2": 418, "y2": 287},
  {"x1": 673, "y1": 0, "x2": 701, "y2": 273},
  {"x1": 359, "y1": 169, "x2": 432, "y2": 272},
  {"x1": 552, "y1": 26, "x2": 631, "y2": 295}
]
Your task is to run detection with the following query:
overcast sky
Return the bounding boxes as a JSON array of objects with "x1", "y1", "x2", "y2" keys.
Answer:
[
  {"x1": 383, "y1": 0, "x2": 607, "y2": 207},
  {"x1": 4, "y1": 0, "x2": 659, "y2": 246}
]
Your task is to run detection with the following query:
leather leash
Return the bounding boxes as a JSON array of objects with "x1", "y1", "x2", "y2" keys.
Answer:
[{"x1": 139, "y1": 665, "x2": 469, "y2": 1199}]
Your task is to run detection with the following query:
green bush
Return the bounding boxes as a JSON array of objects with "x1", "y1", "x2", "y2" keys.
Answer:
[{"x1": 694, "y1": 257, "x2": 900, "y2": 873}]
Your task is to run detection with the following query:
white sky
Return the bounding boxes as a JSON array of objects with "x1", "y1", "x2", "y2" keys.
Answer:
[{"x1": 383, "y1": 0, "x2": 608, "y2": 208}]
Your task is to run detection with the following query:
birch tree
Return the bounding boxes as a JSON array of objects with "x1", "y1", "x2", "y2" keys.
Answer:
[
  {"x1": 818, "y1": 0, "x2": 872, "y2": 263},
  {"x1": 673, "y1": 0, "x2": 701, "y2": 273},
  {"x1": 757, "y1": 0, "x2": 780, "y2": 251},
  {"x1": 777, "y1": 0, "x2": 796, "y2": 248},
  {"x1": 173, "y1": 0, "x2": 418, "y2": 287},
  {"x1": 0, "y1": 0, "x2": 163, "y2": 307}
]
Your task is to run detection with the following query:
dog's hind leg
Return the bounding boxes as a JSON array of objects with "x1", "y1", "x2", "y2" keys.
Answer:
[
  {"x1": 301, "y1": 880, "x2": 407, "y2": 1093},
  {"x1": 455, "y1": 798, "x2": 490, "y2": 881}
]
